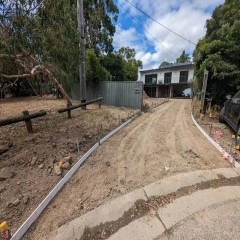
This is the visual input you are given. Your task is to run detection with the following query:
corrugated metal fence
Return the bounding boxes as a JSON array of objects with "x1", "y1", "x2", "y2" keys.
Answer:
[{"x1": 71, "y1": 81, "x2": 143, "y2": 109}]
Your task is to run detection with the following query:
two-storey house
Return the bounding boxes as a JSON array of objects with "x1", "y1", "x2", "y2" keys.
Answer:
[{"x1": 140, "y1": 62, "x2": 194, "y2": 98}]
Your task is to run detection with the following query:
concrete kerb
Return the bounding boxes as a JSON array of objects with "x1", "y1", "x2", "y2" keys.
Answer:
[
  {"x1": 108, "y1": 186, "x2": 240, "y2": 240},
  {"x1": 45, "y1": 188, "x2": 147, "y2": 240},
  {"x1": 11, "y1": 112, "x2": 140, "y2": 240},
  {"x1": 191, "y1": 112, "x2": 240, "y2": 168},
  {"x1": 157, "y1": 186, "x2": 240, "y2": 230},
  {"x1": 43, "y1": 168, "x2": 240, "y2": 240},
  {"x1": 108, "y1": 215, "x2": 165, "y2": 240}
]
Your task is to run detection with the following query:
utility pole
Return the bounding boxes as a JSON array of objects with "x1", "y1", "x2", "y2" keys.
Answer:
[
  {"x1": 200, "y1": 69, "x2": 209, "y2": 114},
  {"x1": 77, "y1": 0, "x2": 87, "y2": 109}
]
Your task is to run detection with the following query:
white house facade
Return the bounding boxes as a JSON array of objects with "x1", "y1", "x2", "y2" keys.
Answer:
[{"x1": 140, "y1": 63, "x2": 194, "y2": 98}]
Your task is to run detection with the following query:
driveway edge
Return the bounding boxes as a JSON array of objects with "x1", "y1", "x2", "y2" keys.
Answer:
[{"x1": 191, "y1": 112, "x2": 240, "y2": 168}]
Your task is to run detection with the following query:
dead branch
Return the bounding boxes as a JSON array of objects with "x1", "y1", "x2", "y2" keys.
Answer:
[
  {"x1": 1, "y1": 50, "x2": 72, "y2": 106},
  {"x1": 0, "y1": 54, "x2": 24, "y2": 60},
  {"x1": 1, "y1": 73, "x2": 31, "y2": 79},
  {"x1": 30, "y1": 65, "x2": 44, "y2": 75}
]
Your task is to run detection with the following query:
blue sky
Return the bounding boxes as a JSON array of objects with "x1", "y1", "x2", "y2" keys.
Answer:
[{"x1": 113, "y1": 0, "x2": 225, "y2": 70}]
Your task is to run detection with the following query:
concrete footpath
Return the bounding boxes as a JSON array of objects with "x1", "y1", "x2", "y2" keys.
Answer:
[{"x1": 43, "y1": 167, "x2": 240, "y2": 240}]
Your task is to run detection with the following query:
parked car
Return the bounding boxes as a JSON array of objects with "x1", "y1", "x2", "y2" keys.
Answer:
[{"x1": 219, "y1": 90, "x2": 240, "y2": 145}]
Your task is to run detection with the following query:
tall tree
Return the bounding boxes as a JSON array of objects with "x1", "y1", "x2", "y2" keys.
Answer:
[
  {"x1": 117, "y1": 47, "x2": 142, "y2": 81},
  {"x1": 159, "y1": 61, "x2": 171, "y2": 68},
  {"x1": 84, "y1": 0, "x2": 118, "y2": 54},
  {"x1": 193, "y1": 0, "x2": 240, "y2": 103},
  {"x1": 176, "y1": 50, "x2": 190, "y2": 63},
  {"x1": 100, "y1": 53, "x2": 125, "y2": 81},
  {"x1": 86, "y1": 49, "x2": 110, "y2": 83},
  {"x1": 0, "y1": 0, "x2": 119, "y2": 99}
]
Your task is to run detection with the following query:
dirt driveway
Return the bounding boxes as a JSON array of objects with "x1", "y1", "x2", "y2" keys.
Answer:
[{"x1": 26, "y1": 99, "x2": 230, "y2": 239}]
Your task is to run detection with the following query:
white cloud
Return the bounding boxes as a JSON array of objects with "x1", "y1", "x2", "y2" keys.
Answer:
[
  {"x1": 114, "y1": 0, "x2": 225, "y2": 70},
  {"x1": 113, "y1": 25, "x2": 147, "y2": 52}
]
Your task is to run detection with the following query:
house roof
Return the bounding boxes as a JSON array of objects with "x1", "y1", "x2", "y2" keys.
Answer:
[{"x1": 140, "y1": 62, "x2": 194, "y2": 73}]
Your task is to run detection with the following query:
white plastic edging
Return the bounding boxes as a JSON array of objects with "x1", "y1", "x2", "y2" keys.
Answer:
[
  {"x1": 11, "y1": 117, "x2": 135, "y2": 240},
  {"x1": 191, "y1": 113, "x2": 240, "y2": 168}
]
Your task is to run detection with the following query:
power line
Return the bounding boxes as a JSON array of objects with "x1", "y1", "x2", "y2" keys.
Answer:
[
  {"x1": 117, "y1": 2, "x2": 178, "y2": 58},
  {"x1": 125, "y1": 0, "x2": 197, "y2": 46}
]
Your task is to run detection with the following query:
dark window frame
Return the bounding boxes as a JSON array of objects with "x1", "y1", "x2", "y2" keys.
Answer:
[
  {"x1": 179, "y1": 71, "x2": 189, "y2": 83},
  {"x1": 145, "y1": 74, "x2": 157, "y2": 85},
  {"x1": 164, "y1": 72, "x2": 172, "y2": 84}
]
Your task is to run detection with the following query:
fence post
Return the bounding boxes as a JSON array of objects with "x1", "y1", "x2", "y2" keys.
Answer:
[
  {"x1": 67, "y1": 104, "x2": 71, "y2": 119},
  {"x1": 98, "y1": 96, "x2": 102, "y2": 109},
  {"x1": 22, "y1": 110, "x2": 33, "y2": 133}
]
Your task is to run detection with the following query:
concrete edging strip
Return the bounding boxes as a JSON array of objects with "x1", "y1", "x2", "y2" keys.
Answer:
[
  {"x1": 191, "y1": 113, "x2": 240, "y2": 168},
  {"x1": 11, "y1": 117, "x2": 135, "y2": 240}
]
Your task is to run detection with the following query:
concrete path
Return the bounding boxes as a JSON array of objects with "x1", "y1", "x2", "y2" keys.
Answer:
[{"x1": 42, "y1": 167, "x2": 240, "y2": 240}]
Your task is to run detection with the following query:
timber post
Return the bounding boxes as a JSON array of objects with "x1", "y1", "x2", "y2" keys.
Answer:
[
  {"x1": 22, "y1": 110, "x2": 33, "y2": 133},
  {"x1": 67, "y1": 104, "x2": 72, "y2": 119},
  {"x1": 98, "y1": 95, "x2": 102, "y2": 109},
  {"x1": 0, "y1": 110, "x2": 47, "y2": 133}
]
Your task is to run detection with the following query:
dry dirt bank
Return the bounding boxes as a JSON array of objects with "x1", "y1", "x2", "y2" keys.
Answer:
[{"x1": 0, "y1": 96, "x2": 135, "y2": 234}]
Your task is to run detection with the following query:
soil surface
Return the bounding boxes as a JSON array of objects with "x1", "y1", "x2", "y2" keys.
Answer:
[
  {"x1": 25, "y1": 99, "x2": 230, "y2": 239},
  {"x1": 0, "y1": 96, "x2": 136, "y2": 234},
  {"x1": 192, "y1": 99, "x2": 238, "y2": 162}
]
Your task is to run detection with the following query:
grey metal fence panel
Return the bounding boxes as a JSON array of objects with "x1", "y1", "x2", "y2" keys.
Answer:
[{"x1": 71, "y1": 81, "x2": 143, "y2": 109}]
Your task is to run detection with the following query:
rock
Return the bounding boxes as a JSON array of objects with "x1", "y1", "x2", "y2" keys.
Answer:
[
  {"x1": 0, "y1": 145, "x2": 9, "y2": 155},
  {"x1": 47, "y1": 165, "x2": 53, "y2": 173},
  {"x1": 62, "y1": 155, "x2": 73, "y2": 164},
  {"x1": 39, "y1": 164, "x2": 44, "y2": 169},
  {"x1": 0, "y1": 176, "x2": 7, "y2": 181},
  {"x1": 0, "y1": 186, "x2": 6, "y2": 193},
  {"x1": 62, "y1": 162, "x2": 71, "y2": 170},
  {"x1": 54, "y1": 165, "x2": 62, "y2": 176},
  {"x1": 30, "y1": 157, "x2": 37, "y2": 166},
  {"x1": 165, "y1": 166, "x2": 170, "y2": 171},
  {"x1": 0, "y1": 168, "x2": 15, "y2": 181},
  {"x1": 12, "y1": 198, "x2": 20, "y2": 206},
  {"x1": 38, "y1": 158, "x2": 44, "y2": 164},
  {"x1": 23, "y1": 196, "x2": 29, "y2": 204},
  {"x1": 106, "y1": 161, "x2": 111, "y2": 167},
  {"x1": 52, "y1": 143, "x2": 57, "y2": 148},
  {"x1": 0, "y1": 141, "x2": 13, "y2": 155},
  {"x1": 17, "y1": 181, "x2": 21, "y2": 185}
]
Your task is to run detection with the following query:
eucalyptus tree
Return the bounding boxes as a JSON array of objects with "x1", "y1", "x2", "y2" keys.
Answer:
[{"x1": 0, "y1": 0, "x2": 119, "y2": 101}]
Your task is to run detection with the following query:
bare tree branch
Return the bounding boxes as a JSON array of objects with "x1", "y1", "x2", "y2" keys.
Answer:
[
  {"x1": 0, "y1": 74, "x2": 32, "y2": 79},
  {"x1": 30, "y1": 65, "x2": 44, "y2": 75}
]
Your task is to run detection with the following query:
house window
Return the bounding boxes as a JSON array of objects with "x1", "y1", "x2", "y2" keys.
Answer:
[
  {"x1": 145, "y1": 74, "x2": 157, "y2": 84},
  {"x1": 179, "y1": 71, "x2": 189, "y2": 83},
  {"x1": 164, "y1": 72, "x2": 172, "y2": 84}
]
